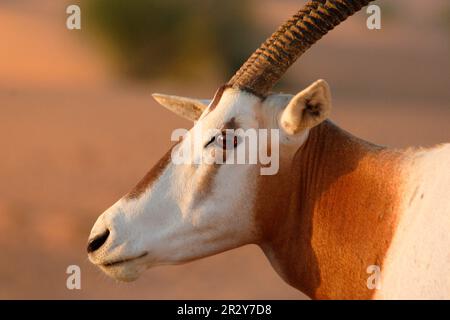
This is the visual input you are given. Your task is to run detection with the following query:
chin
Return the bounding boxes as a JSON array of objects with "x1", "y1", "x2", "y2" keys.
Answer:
[{"x1": 99, "y1": 264, "x2": 143, "y2": 282}]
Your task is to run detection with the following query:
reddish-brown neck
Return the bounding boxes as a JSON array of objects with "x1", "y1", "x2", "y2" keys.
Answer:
[{"x1": 257, "y1": 120, "x2": 405, "y2": 299}]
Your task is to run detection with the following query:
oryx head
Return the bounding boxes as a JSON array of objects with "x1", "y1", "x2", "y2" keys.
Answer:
[{"x1": 88, "y1": 0, "x2": 371, "y2": 281}]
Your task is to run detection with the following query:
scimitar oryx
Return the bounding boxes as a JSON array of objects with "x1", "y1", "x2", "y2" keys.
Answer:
[{"x1": 88, "y1": 0, "x2": 450, "y2": 299}]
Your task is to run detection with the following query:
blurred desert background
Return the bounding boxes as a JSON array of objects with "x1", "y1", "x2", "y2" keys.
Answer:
[{"x1": 0, "y1": 0, "x2": 449, "y2": 299}]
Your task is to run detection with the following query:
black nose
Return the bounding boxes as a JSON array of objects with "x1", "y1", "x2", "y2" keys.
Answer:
[{"x1": 87, "y1": 229, "x2": 110, "y2": 253}]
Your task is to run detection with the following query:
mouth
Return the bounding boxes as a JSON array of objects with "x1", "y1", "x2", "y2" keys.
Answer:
[{"x1": 101, "y1": 252, "x2": 148, "y2": 267}]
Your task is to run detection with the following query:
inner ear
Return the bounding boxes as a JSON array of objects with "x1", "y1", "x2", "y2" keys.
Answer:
[{"x1": 304, "y1": 99, "x2": 323, "y2": 118}]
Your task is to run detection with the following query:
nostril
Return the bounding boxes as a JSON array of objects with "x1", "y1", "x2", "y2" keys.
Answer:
[{"x1": 87, "y1": 229, "x2": 110, "y2": 253}]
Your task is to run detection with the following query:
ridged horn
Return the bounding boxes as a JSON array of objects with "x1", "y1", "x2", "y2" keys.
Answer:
[{"x1": 228, "y1": 0, "x2": 375, "y2": 96}]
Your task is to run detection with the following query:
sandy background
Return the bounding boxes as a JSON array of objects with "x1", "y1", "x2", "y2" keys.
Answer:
[{"x1": 0, "y1": 0, "x2": 449, "y2": 299}]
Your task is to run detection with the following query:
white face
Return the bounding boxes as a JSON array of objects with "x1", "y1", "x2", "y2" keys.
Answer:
[{"x1": 87, "y1": 81, "x2": 332, "y2": 281}]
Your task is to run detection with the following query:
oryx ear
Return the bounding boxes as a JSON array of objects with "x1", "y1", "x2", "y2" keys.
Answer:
[
  {"x1": 279, "y1": 79, "x2": 331, "y2": 135},
  {"x1": 152, "y1": 93, "x2": 211, "y2": 122}
]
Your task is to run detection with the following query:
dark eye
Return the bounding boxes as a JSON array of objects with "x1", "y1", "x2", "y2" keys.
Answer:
[
  {"x1": 204, "y1": 136, "x2": 216, "y2": 148},
  {"x1": 216, "y1": 132, "x2": 239, "y2": 150}
]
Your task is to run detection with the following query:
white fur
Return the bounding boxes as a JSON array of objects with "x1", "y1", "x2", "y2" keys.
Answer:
[{"x1": 376, "y1": 144, "x2": 450, "y2": 299}]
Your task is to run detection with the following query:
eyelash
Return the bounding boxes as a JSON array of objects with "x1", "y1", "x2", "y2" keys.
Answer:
[{"x1": 204, "y1": 136, "x2": 216, "y2": 148}]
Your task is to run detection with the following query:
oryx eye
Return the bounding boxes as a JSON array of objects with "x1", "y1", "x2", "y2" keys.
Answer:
[{"x1": 216, "y1": 131, "x2": 240, "y2": 150}]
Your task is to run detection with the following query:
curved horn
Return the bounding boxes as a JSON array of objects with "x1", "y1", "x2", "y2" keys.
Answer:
[{"x1": 228, "y1": 0, "x2": 374, "y2": 96}]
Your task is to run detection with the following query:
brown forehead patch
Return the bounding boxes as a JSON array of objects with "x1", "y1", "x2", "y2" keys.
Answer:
[
  {"x1": 222, "y1": 117, "x2": 238, "y2": 130},
  {"x1": 126, "y1": 143, "x2": 177, "y2": 200}
]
